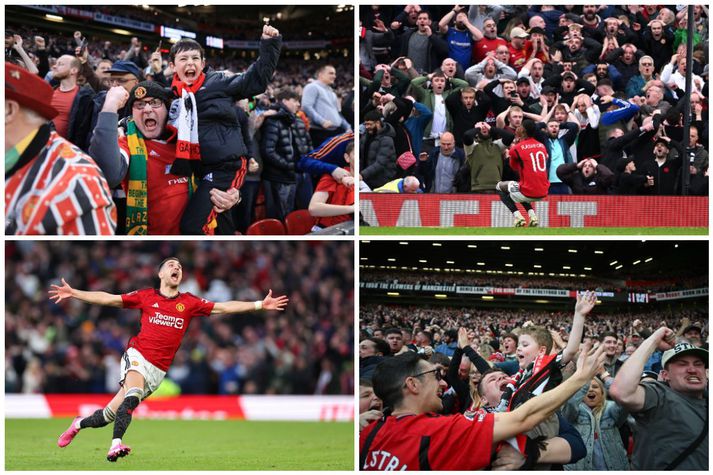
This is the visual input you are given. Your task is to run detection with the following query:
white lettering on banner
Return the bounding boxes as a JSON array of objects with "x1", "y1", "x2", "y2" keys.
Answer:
[
  {"x1": 492, "y1": 201, "x2": 514, "y2": 227},
  {"x1": 396, "y1": 200, "x2": 422, "y2": 227},
  {"x1": 439, "y1": 200, "x2": 478, "y2": 226},
  {"x1": 515, "y1": 288, "x2": 569, "y2": 297},
  {"x1": 360, "y1": 199, "x2": 380, "y2": 227},
  {"x1": 148, "y1": 312, "x2": 184, "y2": 329},
  {"x1": 576, "y1": 289, "x2": 615, "y2": 298},
  {"x1": 365, "y1": 450, "x2": 407, "y2": 471},
  {"x1": 653, "y1": 287, "x2": 709, "y2": 301},
  {"x1": 557, "y1": 202, "x2": 597, "y2": 227},
  {"x1": 367, "y1": 282, "x2": 610, "y2": 299},
  {"x1": 318, "y1": 404, "x2": 353, "y2": 421},
  {"x1": 456, "y1": 286, "x2": 490, "y2": 294},
  {"x1": 94, "y1": 12, "x2": 155, "y2": 32},
  {"x1": 629, "y1": 293, "x2": 649, "y2": 303},
  {"x1": 421, "y1": 285, "x2": 457, "y2": 292}
]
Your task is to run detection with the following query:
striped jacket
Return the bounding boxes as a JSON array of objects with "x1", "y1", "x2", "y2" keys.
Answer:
[{"x1": 6, "y1": 129, "x2": 116, "y2": 235}]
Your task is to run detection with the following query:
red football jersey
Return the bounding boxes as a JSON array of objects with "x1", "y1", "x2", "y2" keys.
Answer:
[
  {"x1": 314, "y1": 167, "x2": 354, "y2": 228},
  {"x1": 508, "y1": 138, "x2": 550, "y2": 199},
  {"x1": 360, "y1": 412, "x2": 495, "y2": 471},
  {"x1": 472, "y1": 37, "x2": 508, "y2": 64},
  {"x1": 118, "y1": 137, "x2": 189, "y2": 235},
  {"x1": 121, "y1": 289, "x2": 215, "y2": 371}
]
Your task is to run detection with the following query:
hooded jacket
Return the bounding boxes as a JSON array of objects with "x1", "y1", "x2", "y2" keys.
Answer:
[
  {"x1": 360, "y1": 122, "x2": 397, "y2": 189},
  {"x1": 261, "y1": 103, "x2": 298, "y2": 184}
]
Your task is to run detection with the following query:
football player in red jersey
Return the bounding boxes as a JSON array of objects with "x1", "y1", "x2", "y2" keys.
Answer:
[
  {"x1": 50, "y1": 257, "x2": 288, "y2": 462},
  {"x1": 495, "y1": 119, "x2": 550, "y2": 227}
]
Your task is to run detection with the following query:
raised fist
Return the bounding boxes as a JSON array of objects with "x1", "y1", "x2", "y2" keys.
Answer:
[
  {"x1": 248, "y1": 158, "x2": 259, "y2": 173},
  {"x1": 34, "y1": 36, "x2": 45, "y2": 49},
  {"x1": 12, "y1": 34, "x2": 23, "y2": 50},
  {"x1": 106, "y1": 86, "x2": 130, "y2": 110},
  {"x1": 262, "y1": 25, "x2": 280, "y2": 39}
]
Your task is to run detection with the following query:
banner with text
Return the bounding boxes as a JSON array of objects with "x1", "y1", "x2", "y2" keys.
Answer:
[
  {"x1": 360, "y1": 194, "x2": 708, "y2": 228},
  {"x1": 5, "y1": 394, "x2": 353, "y2": 421}
]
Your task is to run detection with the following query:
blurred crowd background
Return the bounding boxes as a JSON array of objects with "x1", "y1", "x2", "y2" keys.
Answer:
[{"x1": 6, "y1": 241, "x2": 354, "y2": 396}]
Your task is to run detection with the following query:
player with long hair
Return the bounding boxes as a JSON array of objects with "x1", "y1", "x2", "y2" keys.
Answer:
[{"x1": 50, "y1": 256, "x2": 288, "y2": 462}]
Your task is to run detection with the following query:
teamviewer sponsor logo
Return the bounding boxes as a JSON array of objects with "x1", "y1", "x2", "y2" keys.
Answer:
[{"x1": 149, "y1": 312, "x2": 185, "y2": 329}]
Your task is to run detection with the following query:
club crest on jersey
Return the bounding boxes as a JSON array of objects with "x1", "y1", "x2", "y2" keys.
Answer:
[{"x1": 176, "y1": 303, "x2": 185, "y2": 312}]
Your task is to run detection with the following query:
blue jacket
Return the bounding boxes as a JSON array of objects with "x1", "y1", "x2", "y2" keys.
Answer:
[
  {"x1": 434, "y1": 341, "x2": 458, "y2": 357},
  {"x1": 297, "y1": 132, "x2": 354, "y2": 176},
  {"x1": 535, "y1": 121, "x2": 579, "y2": 173},
  {"x1": 404, "y1": 102, "x2": 433, "y2": 156},
  {"x1": 600, "y1": 98, "x2": 640, "y2": 126},
  {"x1": 561, "y1": 382, "x2": 629, "y2": 471}
]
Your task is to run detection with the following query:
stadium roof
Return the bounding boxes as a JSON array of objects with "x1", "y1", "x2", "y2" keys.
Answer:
[{"x1": 360, "y1": 240, "x2": 707, "y2": 280}]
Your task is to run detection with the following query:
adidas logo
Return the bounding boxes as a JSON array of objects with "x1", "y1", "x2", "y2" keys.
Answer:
[
  {"x1": 204, "y1": 173, "x2": 213, "y2": 182},
  {"x1": 152, "y1": 303, "x2": 159, "y2": 308},
  {"x1": 150, "y1": 150, "x2": 160, "y2": 157}
]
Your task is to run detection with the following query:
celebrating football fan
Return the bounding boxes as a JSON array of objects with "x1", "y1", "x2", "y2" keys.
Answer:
[
  {"x1": 6, "y1": 5, "x2": 354, "y2": 235},
  {"x1": 359, "y1": 240, "x2": 708, "y2": 470},
  {"x1": 359, "y1": 5, "x2": 708, "y2": 229}
]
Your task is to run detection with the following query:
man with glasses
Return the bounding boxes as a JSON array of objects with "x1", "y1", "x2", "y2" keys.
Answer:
[
  {"x1": 89, "y1": 82, "x2": 239, "y2": 234},
  {"x1": 105, "y1": 61, "x2": 143, "y2": 94},
  {"x1": 360, "y1": 345, "x2": 605, "y2": 470},
  {"x1": 626, "y1": 55, "x2": 656, "y2": 98},
  {"x1": 87, "y1": 61, "x2": 145, "y2": 153}
]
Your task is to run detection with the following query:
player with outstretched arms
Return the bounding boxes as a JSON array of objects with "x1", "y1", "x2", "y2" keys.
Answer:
[
  {"x1": 50, "y1": 257, "x2": 288, "y2": 462},
  {"x1": 496, "y1": 119, "x2": 549, "y2": 227}
]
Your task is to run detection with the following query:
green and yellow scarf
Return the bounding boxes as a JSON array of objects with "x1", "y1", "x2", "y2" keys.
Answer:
[{"x1": 126, "y1": 119, "x2": 149, "y2": 235}]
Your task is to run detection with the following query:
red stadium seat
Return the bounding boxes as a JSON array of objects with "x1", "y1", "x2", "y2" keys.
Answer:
[
  {"x1": 246, "y1": 218, "x2": 286, "y2": 235},
  {"x1": 284, "y1": 210, "x2": 316, "y2": 235}
]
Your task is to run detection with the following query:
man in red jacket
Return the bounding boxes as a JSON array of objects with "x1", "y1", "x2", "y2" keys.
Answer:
[{"x1": 496, "y1": 119, "x2": 549, "y2": 227}]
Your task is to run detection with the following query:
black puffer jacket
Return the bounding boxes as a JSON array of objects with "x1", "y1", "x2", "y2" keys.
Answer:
[
  {"x1": 360, "y1": 122, "x2": 397, "y2": 189},
  {"x1": 261, "y1": 104, "x2": 297, "y2": 184},
  {"x1": 291, "y1": 114, "x2": 313, "y2": 158},
  {"x1": 181, "y1": 36, "x2": 281, "y2": 172}
]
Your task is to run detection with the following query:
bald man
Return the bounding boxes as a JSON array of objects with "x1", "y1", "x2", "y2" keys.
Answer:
[
  {"x1": 373, "y1": 176, "x2": 423, "y2": 193},
  {"x1": 418, "y1": 132, "x2": 465, "y2": 192}
]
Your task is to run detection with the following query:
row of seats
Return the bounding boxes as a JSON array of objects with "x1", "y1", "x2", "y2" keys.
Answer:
[{"x1": 244, "y1": 210, "x2": 316, "y2": 235}]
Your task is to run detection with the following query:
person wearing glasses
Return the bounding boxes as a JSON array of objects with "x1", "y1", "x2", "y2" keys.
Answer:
[
  {"x1": 360, "y1": 344, "x2": 606, "y2": 471},
  {"x1": 625, "y1": 55, "x2": 657, "y2": 98},
  {"x1": 88, "y1": 82, "x2": 240, "y2": 234}
]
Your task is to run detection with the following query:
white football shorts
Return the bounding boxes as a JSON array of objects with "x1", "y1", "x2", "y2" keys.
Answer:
[
  {"x1": 507, "y1": 181, "x2": 544, "y2": 204},
  {"x1": 120, "y1": 347, "x2": 166, "y2": 397}
]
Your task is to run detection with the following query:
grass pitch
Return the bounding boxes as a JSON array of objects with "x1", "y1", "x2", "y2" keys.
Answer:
[
  {"x1": 6, "y1": 418, "x2": 353, "y2": 470},
  {"x1": 360, "y1": 226, "x2": 707, "y2": 235}
]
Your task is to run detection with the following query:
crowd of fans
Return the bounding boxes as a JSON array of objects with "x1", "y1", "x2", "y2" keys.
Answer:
[
  {"x1": 362, "y1": 269, "x2": 709, "y2": 292},
  {"x1": 359, "y1": 295, "x2": 708, "y2": 470},
  {"x1": 358, "y1": 5, "x2": 708, "y2": 197},
  {"x1": 361, "y1": 304, "x2": 707, "y2": 344},
  {"x1": 5, "y1": 5, "x2": 355, "y2": 235},
  {"x1": 5, "y1": 241, "x2": 354, "y2": 396}
]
